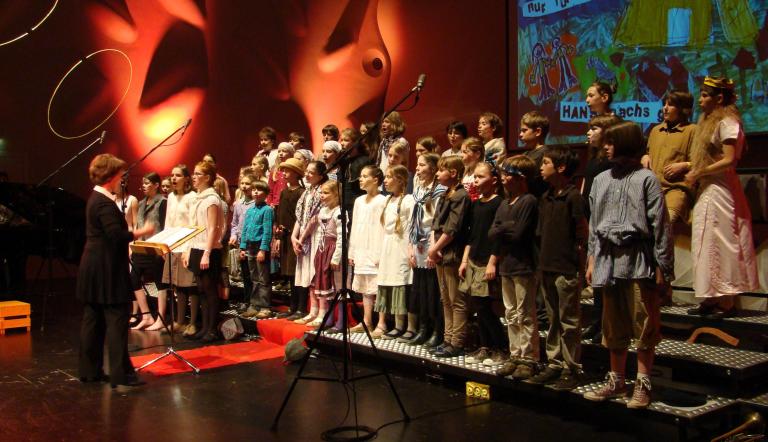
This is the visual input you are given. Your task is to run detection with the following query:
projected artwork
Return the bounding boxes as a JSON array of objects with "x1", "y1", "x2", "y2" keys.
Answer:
[{"x1": 517, "y1": 0, "x2": 768, "y2": 145}]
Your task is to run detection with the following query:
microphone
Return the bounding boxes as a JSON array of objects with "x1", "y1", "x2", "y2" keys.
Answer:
[
  {"x1": 180, "y1": 118, "x2": 192, "y2": 137},
  {"x1": 99, "y1": 130, "x2": 107, "y2": 144},
  {"x1": 416, "y1": 73, "x2": 426, "y2": 91}
]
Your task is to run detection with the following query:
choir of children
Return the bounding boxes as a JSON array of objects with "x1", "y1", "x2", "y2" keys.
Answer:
[{"x1": 121, "y1": 78, "x2": 758, "y2": 409}]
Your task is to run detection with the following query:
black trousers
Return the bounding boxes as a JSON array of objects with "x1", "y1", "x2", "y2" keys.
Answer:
[{"x1": 79, "y1": 302, "x2": 134, "y2": 384}]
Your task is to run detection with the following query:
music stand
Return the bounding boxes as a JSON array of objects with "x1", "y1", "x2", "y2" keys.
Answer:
[{"x1": 131, "y1": 226, "x2": 204, "y2": 373}]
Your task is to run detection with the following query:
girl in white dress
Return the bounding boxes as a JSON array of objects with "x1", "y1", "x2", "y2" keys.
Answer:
[
  {"x1": 373, "y1": 165, "x2": 415, "y2": 339},
  {"x1": 686, "y1": 76, "x2": 758, "y2": 318}
]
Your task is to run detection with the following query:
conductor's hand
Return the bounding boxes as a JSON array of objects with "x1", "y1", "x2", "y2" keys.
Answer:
[{"x1": 133, "y1": 223, "x2": 155, "y2": 239}]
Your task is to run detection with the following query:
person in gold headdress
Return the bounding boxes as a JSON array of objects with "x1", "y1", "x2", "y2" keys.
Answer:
[{"x1": 685, "y1": 76, "x2": 758, "y2": 319}]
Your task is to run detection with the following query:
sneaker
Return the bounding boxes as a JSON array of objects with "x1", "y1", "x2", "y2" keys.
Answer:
[
  {"x1": 525, "y1": 365, "x2": 562, "y2": 385},
  {"x1": 465, "y1": 347, "x2": 491, "y2": 364},
  {"x1": 482, "y1": 350, "x2": 509, "y2": 367},
  {"x1": 550, "y1": 370, "x2": 583, "y2": 391},
  {"x1": 496, "y1": 360, "x2": 518, "y2": 377},
  {"x1": 511, "y1": 362, "x2": 537, "y2": 380},
  {"x1": 626, "y1": 377, "x2": 652, "y2": 409},
  {"x1": 583, "y1": 372, "x2": 628, "y2": 401}
]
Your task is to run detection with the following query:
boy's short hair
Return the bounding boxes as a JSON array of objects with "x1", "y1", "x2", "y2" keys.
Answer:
[
  {"x1": 521, "y1": 110, "x2": 550, "y2": 139},
  {"x1": 288, "y1": 131, "x2": 305, "y2": 143},
  {"x1": 445, "y1": 120, "x2": 468, "y2": 138},
  {"x1": 662, "y1": 90, "x2": 694, "y2": 122},
  {"x1": 322, "y1": 124, "x2": 340, "y2": 140},
  {"x1": 417, "y1": 136, "x2": 439, "y2": 152},
  {"x1": 604, "y1": 121, "x2": 645, "y2": 160},
  {"x1": 542, "y1": 146, "x2": 579, "y2": 178},
  {"x1": 502, "y1": 155, "x2": 538, "y2": 188},
  {"x1": 438, "y1": 155, "x2": 465, "y2": 178},
  {"x1": 252, "y1": 180, "x2": 270, "y2": 194},
  {"x1": 259, "y1": 126, "x2": 277, "y2": 142}
]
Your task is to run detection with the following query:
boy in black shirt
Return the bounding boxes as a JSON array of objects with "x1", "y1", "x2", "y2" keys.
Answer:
[
  {"x1": 526, "y1": 146, "x2": 587, "y2": 391},
  {"x1": 488, "y1": 155, "x2": 540, "y2": 379}
]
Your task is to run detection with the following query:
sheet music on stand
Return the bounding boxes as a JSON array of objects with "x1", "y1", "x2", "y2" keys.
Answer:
[{"x1": 130, "y1": 226, "x2": 204, "y2": 256}]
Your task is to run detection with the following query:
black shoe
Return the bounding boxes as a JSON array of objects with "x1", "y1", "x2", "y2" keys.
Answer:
[
  {"x1": 111, "y1": 373, "x2": 145, "y2": 389},
  {"x1": 550, "y1": 371, "x2": 583, "y2": 391},
  {"x1": 286, "y1": 311, "x2": 305, "y2": 321},
  {"x1": 705, "y1": 307, "x2": 737, "y2": 320},
  {"x1": 525, "y1": 366, "x2": 562, "y2": 385},
  {"x1": 408, "y1": 326, "x2": 431, "y2": 346},
  {"x1": 79, "y1": 373, "x2": 109, "y2": 383},
  {"x1": 687, "y1": 304, "x2": 715, "y2": 316},
  {"x1": 591, "y1": 331, "x2": 603, "y2": 345},
  {"x1": 275, "y1": 310, "x2": 293, "y2": 319},
  {"x1": 423, "y1": 331, "x2": 443, "y2": 349},
  {"x1": 396, "y1": 330, "x2": 417, "y2": 343},
  {"x1": 200, "y1": 332, "x2": 219, "y2": 343},
  {"x1": 381, "y1": 328, "x2": 404, "y2": 340}
]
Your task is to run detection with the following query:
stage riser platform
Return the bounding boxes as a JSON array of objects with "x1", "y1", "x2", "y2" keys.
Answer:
[{"x1": 307, "y1": 330, "x2": 740, "y2": 439}]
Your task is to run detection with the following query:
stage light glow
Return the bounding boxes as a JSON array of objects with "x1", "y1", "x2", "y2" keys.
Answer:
[{"x1": 142, "y1": 107, "x2": 188, "y2": 141}]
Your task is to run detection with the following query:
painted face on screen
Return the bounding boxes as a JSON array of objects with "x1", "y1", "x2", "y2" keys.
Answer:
[
  {"x1": 663, "y1": 101, "x2": 681, "y2": 124},
  {"x1": 540, "y1": 157, "x2": 557, "y2": 181},
  {"x1": 603, "y1": 142, "x2": 615, "y2": 160},
  {"x1": 585, "y1": 86, "x2": 608, "y2": 114},
  {"x1": 587, "y1": 126, "x2": 603, "y2": 148},
  {"x1": 519, "y1": 124, "x2": 538, "y2": 146},
  {"x1": 447, "y1": 129, "x2": 464, "y2": 149},
  {"x1": 141, "y1": 178, "x2": 159, "y2": 196},
  {"x1": 477, "y1": 117, "x2": 494, "y2": 141}
]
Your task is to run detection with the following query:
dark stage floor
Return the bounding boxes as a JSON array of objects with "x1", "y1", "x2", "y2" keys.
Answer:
[{"x1": 1, "y1": 287, "x2": 660, "y2": 442}]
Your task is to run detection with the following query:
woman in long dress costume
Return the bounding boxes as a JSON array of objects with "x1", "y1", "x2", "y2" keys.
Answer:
[{"x1": 686, "y1": 76, "x2": 758, "y2": 318}]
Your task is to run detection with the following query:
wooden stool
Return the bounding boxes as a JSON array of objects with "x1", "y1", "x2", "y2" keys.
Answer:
[{"x1": 0, "y1": 301, "x2": 31, "y2": 335}]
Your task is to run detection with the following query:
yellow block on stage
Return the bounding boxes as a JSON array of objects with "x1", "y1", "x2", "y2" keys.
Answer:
[{"x1": 466, "y1": 381, "x2": 491, "y2": 400}]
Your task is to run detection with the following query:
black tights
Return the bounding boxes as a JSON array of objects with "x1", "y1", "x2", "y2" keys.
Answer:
[
  {"x1": 197, "y1": 269, "x2": 220, "y2": 336},
  {"x1": 473, "y1": 297, "x2": 506, "y2": 349},
  {"x1": 292, "y1": 286, "x2": 309, "y2": 314}
]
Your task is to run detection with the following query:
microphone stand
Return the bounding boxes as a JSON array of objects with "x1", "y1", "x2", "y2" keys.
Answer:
[
  {"x1": 272, "y1": 80, "x2": 423, "y2": 439},
  {"x1": 118, "y1": 120, "x2": 198, "y2": 373},
  {"x1": 36, "y1": 132, "x2": 105, "y2": 331}
]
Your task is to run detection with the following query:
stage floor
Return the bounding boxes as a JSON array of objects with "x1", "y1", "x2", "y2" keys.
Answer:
[{"x1": 0, "y1": 287, "x2": 689, "y2": 441}]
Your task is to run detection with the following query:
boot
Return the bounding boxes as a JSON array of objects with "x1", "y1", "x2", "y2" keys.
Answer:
[
  {"x1": 423, "y1": 328, "x2": 443, "y2": 348},
  {"x1": 408, "y1": 322, "x2": 431, "y2": 346}
]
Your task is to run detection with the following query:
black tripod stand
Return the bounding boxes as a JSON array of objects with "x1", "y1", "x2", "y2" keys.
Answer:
[{"x1": 271, "y1": 74, "x2": 427, "y2": 440}]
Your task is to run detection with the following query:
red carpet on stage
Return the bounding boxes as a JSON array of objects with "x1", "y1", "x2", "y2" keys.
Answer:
[
  {"x1": 256, "y1": 319, "x2": 311, "y2": 346},
  {"x1": 130, "y1": 340, "x2": 286, "y2": 376}
]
